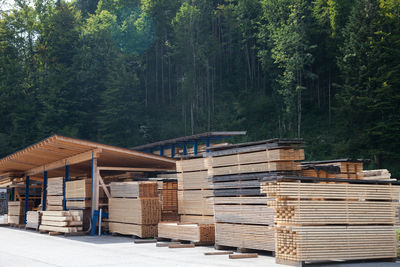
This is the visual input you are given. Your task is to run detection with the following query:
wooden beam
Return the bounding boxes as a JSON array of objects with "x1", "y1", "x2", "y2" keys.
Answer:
[
  {"x1": 26, "y1": 149, "x2": 101, "y2": 176},
  {"x1": 98, "y1": 166, "x2": 173, "y2": 172},
  {"x1": 98, "y1": 172, "x2": 110, "y2": 199},
  {"x1": 15, "y1": 190, "x2": 22, "y2": 201},
  {"x1": 92, "y1": 157, "x2": 99, "y2": 212}
]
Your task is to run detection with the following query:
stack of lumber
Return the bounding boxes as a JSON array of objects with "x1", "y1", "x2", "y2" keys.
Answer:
[
  {"x1": 26, "y1": 211, "x2": 41, "y2": 230},
  {"x1": 301, "y1": 159, "x2": 363, "y2": 179},
  {"x1": 207, "y1": 139, "x2": 304, "y2": 252},
  {"x1": 0, "y1": 215, "x2": 7, "y2": 225},
  {"x1": 47, "y1": 177, "x2": 64, "y2": 211},
  {"x1": 39, "y1": 210, "x2": 83, "y2": 233},
  {"x1": 66, "y1": 179, "x2": 91, "y2": 209},
  {"x1": 160, "y1": 180, "x2": 178, "y2": 221},
  {"x1": 158, "y1": 223, "x2": 214, "y2": 244},
  {"x1": 176, "y1": 157, "x2": 214, "y2": 224},
  {"x1": 262, "y1": 180, "x2": 399, "y2": 265},
  {"x1": 109, "y1": 182, "x2": 160, "y2": 238},
  {"x1": 362, "y1": 169, "x2": 396, "y2": 181},
  {"x1": 7, "y1": 201, "x2": 33, "y2": 225}
]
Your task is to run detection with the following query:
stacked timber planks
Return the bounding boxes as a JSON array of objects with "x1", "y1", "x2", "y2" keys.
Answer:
[
  {"x1": 261, "y1": 180, "x2": 399, "y2": 265},
  {"x1": 47, "y1": 177, "x2": 64, "y2": 211},
  {"x1": 160, "y1": 180, "x2": 179, "y2": 221},
  {"x1": 39, "y1": 210, "x2": 83, "y2": 233},
  {"x1": 109, "y1": 182, "x2": 160, "y2": 238},
  {"x1": 158, "y1": 157, "x2": 216, "y2": 243},
  {"x1": 7, "y1": 201, "x2": 33, "y2": 225},
  {"x1": 65, "y1": 179, "x2": 91, "y2": 209},
  {"x1": 208, "y1": 139, "x2": 304, "y2": 252},
  {"x1": 301, "y1": 159, "x2": 364, "y2": 179},
  {"x1": 158, "y1": 223, "x2": 214, "y2": 244},
  {"x1": 176, "y1": 157, "x2": 214, "y2": 224},
  {"x1": 26, "y1": 211, "x2": 41, "y2": 230}
]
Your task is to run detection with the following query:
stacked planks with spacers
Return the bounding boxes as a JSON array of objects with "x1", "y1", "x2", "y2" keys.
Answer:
[
  {"x1": 108, "y1": 181, "x2": 161, "y2": 238},
  {"x1": 206, "y1": 139, "x2": 305, "y2": 252},
  {"x1": 261, "y1": 175, "x2": 400, "y2": 266},
  {"x1": 46, "y1": 177, "x2": 64, "y2": 211},
  {"x1": 158, "y1": 156, "x2": 215, "y2": 244}
]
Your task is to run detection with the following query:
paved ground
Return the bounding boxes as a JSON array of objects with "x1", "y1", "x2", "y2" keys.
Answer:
[{"x1": 0, "y1": 227, "x2": 398, "y2": 267}]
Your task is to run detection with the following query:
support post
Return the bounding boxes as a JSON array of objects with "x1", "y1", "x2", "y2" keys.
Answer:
[
  {"x1": 182, "y1": 143, "x2": 187, "y2": 156},
  {"x1": 206, "y1": 138, "x2": 210, "y2": 153},
  {"x1": 63, "y1": 165, "x2": 69, "y2": 210},
  {"x1": 90, "y1": 152, "x2": 98, "y2": 235},
  {"x1": 10, "y1": 188, "x2": 15, "y2": 201},
  {"x1": 194, "y1": 140, "x2": 198, "y2": 155},
  {"x1": 171, "y1": 145, "x2": 175, "y2": 158},
  {"x1": 160, "y1": 146, "x2": 164, "y2": 156},
  {"x1": 24, "y1": 176, "x2": 30, "y2": 224},
  {"x1": 42, "y1": 171, "x2": 48, "y2": 211}
]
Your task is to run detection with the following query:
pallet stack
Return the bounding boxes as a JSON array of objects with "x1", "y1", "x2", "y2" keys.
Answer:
[
  {"x1": 261, "y1": 180, "x2": 399, "y2": 265},
  {"x1": 207, "y1": 139, "x2": 304, "y2": 252},
  {"x1": 158, "y1": 157, "x2": 215, "y2": 244},
  {"x1": 108, "y1": 181, "x2": 161, "y2": 238},
  {"x1": 7, "y1": 201, "x2": 33, "y2": 225},
  {"x1": 47, "y1": 177, "x2": 64, "y2": 211},
  {"x1": 39, "y1": 210, "x2": 83, "y2": 233},
  {"x1": 160, "y1": 180, "x2": 179, "y2": 221},
  {"x1": 26, "y1": 211, "x2": 41, "y2": 230}
]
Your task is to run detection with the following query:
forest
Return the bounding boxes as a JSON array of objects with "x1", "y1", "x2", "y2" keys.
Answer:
[{"x1": 0, "y1": 0, "x2": 399, "y2": 176}]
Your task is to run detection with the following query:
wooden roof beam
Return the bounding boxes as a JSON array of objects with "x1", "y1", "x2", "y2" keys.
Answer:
[
  {"x1": 26, "y1": 149, "x2": 102, "y2": 176},
  {"x1": 98, "y1": 166, "x2": 174, "y2": 172}
]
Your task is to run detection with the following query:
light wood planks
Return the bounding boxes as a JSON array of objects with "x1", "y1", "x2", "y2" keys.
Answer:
[
  {"x1": 108, "y1": 198, "x2": 161, "y2": 225},
  {"x1": 215, "y1": 223, "x2": 275, "y2": 251},
  {"x1": 26, "y1": 211, "x2": 41, "y2": 229},
  {"x1": 39, "y1": 210, "x2": 83, "y2": 233},
  {"x1": 158, "y1": 222, "x2": 215, "y2": 243},
  {"x1": 178, "y1": 190, "x2": 214, "y2": 216},
  {"x1": 110, "y1": 182, "x2": 158, "y2": 198},
  {"x1": 214, "y1": 205, "x2": 274, "y2": 225},
  {"x1": 66, "y1": 179, "x2": 91, "y2": 199},
  {"x1": 276, "y1": 226, "x2": 396, "y2": 262}
]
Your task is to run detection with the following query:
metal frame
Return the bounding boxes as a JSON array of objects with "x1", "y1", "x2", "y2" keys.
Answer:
[
  {"x1": 63, "y1": 165, "x2": 69, "y2": 210},
  {"x1": 42, "y1": 171, "x2": 48, "y2": 211},
  {"x1": 24, "y1": 176, "x2": 29, "y2": 224}
]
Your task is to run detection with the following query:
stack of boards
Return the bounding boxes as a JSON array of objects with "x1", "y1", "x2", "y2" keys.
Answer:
[
  {"x1": 66, "y1": 179, "x2": 91, "y2": 209},
  {"x1": 26, "y1": 211, "x2": 41, "y2": 230},
  {"x1": 261, "y1": 180, "x2": 399, "y2": 265},
  {"x1": 47, "y1": 177, "x2": 64, "y2": 211},
  {"x1": 109, "y1": 182, "x2": 160, "y2": 238},
  {"x1": 301, "y1": 160, "x2": 363, "y2": 179},
  {"x1": 161, "y1": 180, "x2": 179, "y2": 221},
  {"x1": 39, "y1": 210, "x2": 83, "y2": 233},
  {"x1": 158, "y1": 157, "x2": 215, "y2": 244},
  {"x1": 8, "y1": 201, "x2": 33, "y2": 225},
  {"x1": 207, "y1": 139, "x2": 304, "y2": 252}
]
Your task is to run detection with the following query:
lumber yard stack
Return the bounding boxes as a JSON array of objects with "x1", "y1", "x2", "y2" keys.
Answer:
[
  {"x1": 206, "y1": 139, "x2": 304, "y2": 252},
  {"x1": 26, "y1": 211, "x2": 41, "y2": 230},
  {"x1": 39, "y1": 210, "x2": 83, "y2": 233},
  {"x1": 65, "y1": 178, "x2": 91, "y2": 230},
  {"x1": 47, "y1": 177, "x2": 64, "y2": 211},
  {"x1": 261, "y1": 179, "x2": 400, "y2": 265},
  {"x1": 158, "y1": 157, "x2": 215, "y2": 244},
  {"x1": 362, "y1": 169, "x2": 397, "y2": 182},
  {"x1": 8, "y1": 201, "x2": 33, "y2": 225},
  {"x1": 108, "y1": 181, "x2": 161, "y2": 238},
  {"x1": 301, "y1": 159, "x2": 364, "y2": 179},
  {"x1": 156, "y1": 173, "x2": 179, "y2": 221}
]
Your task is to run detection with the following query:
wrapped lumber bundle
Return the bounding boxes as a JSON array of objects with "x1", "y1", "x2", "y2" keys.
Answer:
[
  {"x1": 47, "y1": 177, "x2": 64, "y2": 211},
  {"x1": 7, "y1": 201, "x2": 33, "y2": 225},
  {"x1": 0, "y1": 215, "x2": 7, "y2": 225},
  {"x1": 263, "y1": 180, "x2": 400, "y2": 265},
  {"x1": 301, "y1": 159, "x2": 363, "y2": 179},
  {"x1": 26, "y1": 211, "x2": 41, "y2": 230},
  {"x1": 362, "y1": 169, "x2": 396, "y2": 181},
  {"x1": 207, "y1": 139, "x2": 304, "y2": 252},
  {"x1": 65, "y1": 179, "x2": 91, "y2": 209},
  {"x1": 39, "y1": 210, "x2": 83, "y2": 233},
  {"x1": 108, "y1": 181, "x2": 160, "y2": 238},
  {"x1": 176, "y1": 157, "x2": 214, "y2": 225},
  {"x1": 158, "y1": 223, "x2": 214, "y2": 244}
]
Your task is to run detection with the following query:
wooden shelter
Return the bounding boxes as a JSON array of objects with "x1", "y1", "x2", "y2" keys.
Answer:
[{"x1": 0, "y1": 135, "x2": 176, "y2": 226}]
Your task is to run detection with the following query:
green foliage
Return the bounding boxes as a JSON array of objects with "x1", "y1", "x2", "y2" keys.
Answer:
[{"x1": 0, "y1": 0, "x2": 399, "y2": 178}]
